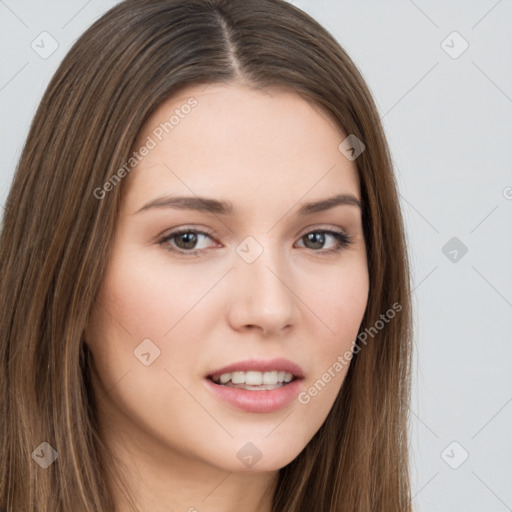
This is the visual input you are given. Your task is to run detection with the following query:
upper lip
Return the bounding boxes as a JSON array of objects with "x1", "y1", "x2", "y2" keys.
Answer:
[{"x1": 207, "y1": 357, "x2": 305, "y2": 380}]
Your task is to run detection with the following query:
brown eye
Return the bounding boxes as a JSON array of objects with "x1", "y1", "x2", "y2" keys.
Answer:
[
  {"x1": 159, "y1": 229, "x2": 217, "y2": 255},
  {"x1": 173, "y1": 232, "x2": 200, "y2": 250},
  {"x1": 297, "y1": 230, "x2": 352, "y2": 254}
]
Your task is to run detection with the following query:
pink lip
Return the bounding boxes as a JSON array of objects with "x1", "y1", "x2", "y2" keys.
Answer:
[
  {"x1": 204, "y1": 358, "x2": 306, "y2": 413},
  {"x1": 206, "y1": 357, "x2": 305, "y2": 381},
  {"x1": 204, "y1": 376, "x2": 304, "y2": 413}
]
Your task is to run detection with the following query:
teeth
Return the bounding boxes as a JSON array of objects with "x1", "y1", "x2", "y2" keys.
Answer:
[
  {"x1": 224, "y1": 382, "x2": 283, "y2": 391},
  {"x1": 212, "y1": 370, "x2": 295, "y2": 385},
  {"x1": 219, "y1": 373, "x2": 231, "y2": 384},
  {"x1": 231, "y1": 371, "x2": 247, "y2": 384},
  {"x1": 263, "y1": 370, "x2": 278, "y2": 384}
]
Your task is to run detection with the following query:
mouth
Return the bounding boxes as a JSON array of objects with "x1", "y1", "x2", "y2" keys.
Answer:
[
  {"x1": 204, "y1": 364, "x2": 305, "y2": 413},
  {"x1": 207, "y1": 370, "x2": 299, "y2": 391},
  {"x1": 206, "y1": 357, "x2": 305, "y2": 393}
]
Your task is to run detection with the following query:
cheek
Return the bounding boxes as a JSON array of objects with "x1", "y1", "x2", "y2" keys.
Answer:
[
  {"x1": 113, "y1": 247, "x2": 218, "y2": 333},
  {"x1": 84, "y1": 252, "x2": 227, "y2": 448},
  {"x1": 301, "y1": 255, "x2": 369, "y2": 344},
  {"x1": 101, "y1": 256, "x2": 184, "y2": 339},
  {"x1": 294, "y1": 257, "x2": 368, "y2": 408},
  {"x1": 85, "y1": 250, "x2": 225, "y2": 382}
]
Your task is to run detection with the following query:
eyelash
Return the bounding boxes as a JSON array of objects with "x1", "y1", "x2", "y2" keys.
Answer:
[{"x1": 158, "y1": 226, "x2": 354, "y2": 257}]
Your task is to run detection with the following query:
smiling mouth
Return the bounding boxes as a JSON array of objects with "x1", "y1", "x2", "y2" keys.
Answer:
[{"x1": 208, "y1": 370, "x2": 297, "y2": 391}]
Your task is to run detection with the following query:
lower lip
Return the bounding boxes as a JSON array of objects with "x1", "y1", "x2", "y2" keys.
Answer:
[{"x1": 204, "y1": 377, "x2": 304, "y2": 413}]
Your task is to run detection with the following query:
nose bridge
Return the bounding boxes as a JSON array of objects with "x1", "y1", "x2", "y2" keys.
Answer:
[
  {"x1": 237, "y1": 234, "x2": 288, "y2": 297},
  {"x1": 230, "y1": 234, "x2": 296, "y2": 332}
]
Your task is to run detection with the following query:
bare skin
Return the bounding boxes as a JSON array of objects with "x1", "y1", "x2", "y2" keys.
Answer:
[{"x1": 85, "y1": 81, "x2": 369, "y2": 512}]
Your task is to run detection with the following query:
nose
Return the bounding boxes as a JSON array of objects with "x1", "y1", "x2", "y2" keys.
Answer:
[{"x1": 226, "y1": 239, "x2": 299, "y2": 336}]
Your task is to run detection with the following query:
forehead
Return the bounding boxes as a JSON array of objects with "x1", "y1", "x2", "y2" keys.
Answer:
[{"x1": 123, "y1": 82, "x2": 360, "y2": 211}]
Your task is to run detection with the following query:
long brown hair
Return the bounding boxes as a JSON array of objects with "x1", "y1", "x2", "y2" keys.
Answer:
[{"x1": 0, "y1": 0, "x2": 413, "y2": 510}]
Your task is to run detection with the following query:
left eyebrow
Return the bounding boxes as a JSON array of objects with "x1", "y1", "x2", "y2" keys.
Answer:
[
  {"x1": 133, "y1": 193, "x2": 363, "y2": 216},
  {"x1": 296, "y1": 193, "x2": 363, "y2": 215}
]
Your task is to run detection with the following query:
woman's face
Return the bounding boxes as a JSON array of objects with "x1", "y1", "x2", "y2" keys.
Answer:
[{"x1": 86, "y1": 82, "x2": 369, "y2": 473}]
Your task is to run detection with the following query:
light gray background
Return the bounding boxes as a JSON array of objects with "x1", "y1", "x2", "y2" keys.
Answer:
[{"x1": 1, "y1": 1, "x2": 511, "y2": 510}]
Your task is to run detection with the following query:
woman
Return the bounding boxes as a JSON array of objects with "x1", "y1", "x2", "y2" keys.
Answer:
[{"x1": 0, "y1": 0, "x2": 413, "y2": 510}]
